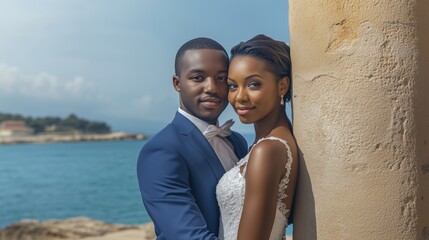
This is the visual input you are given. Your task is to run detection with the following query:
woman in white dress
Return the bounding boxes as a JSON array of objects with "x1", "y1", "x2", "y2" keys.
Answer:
[{"x1": 216, "y1": 34, "x2": 298, "y2": 240}]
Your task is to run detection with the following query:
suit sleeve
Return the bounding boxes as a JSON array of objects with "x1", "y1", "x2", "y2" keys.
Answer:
[{"x1": 137, "y1": 142, "x2": 219, "y2": 240}]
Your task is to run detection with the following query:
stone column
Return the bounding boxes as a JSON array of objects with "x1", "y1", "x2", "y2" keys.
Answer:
[{"x1": 289, "y1": 0, "x2": 429, "y2": 239}]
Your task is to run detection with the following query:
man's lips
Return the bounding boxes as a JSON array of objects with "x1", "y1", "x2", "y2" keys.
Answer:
[
  {"x1": 200, "y1": 98, "x2": 222, "y2": 109},
  {"x1": 235, "y1": 106, "x2": 254, "y2": 115}
]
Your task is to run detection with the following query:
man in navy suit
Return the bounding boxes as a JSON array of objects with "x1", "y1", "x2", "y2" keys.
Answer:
[{"x1": 137, "y1": 38, "x2": 248, "y2": 240}]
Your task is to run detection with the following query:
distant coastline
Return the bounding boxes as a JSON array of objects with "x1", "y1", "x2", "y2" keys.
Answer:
[{"x1": 0, "y1": 132, "x2": 147, "y2": 145}]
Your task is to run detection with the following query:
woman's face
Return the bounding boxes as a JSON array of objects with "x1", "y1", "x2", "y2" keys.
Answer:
[{"x1": 227, "y1": 55, "x2": 281, "y2": 124}]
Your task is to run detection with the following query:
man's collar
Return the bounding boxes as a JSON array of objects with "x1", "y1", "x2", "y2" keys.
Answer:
[{"x1": 177, "y1": 107, "x2": 219, "y2": 133}]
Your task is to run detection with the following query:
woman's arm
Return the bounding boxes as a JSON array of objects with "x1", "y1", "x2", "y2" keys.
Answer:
[{"x1": 237, "y1": 140, "x2": 289, "y2": 240}]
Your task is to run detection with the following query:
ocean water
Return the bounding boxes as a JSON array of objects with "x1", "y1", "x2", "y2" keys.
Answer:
[
  {"x1": 0, "y1": 135, "x2": 292, "y2": 236},
  {"x1": 0, "y1": 140, "x2": 148, "y2": 227}
]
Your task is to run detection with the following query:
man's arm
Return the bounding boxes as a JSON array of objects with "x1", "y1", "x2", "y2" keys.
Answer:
[{"x1": 137, "y1": 142, "x2": 219, "y2": 240}]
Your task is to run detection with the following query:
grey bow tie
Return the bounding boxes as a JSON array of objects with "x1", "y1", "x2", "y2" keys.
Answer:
[{"x1": 203, "y1": 119, "x2": 234, "y2": 139}]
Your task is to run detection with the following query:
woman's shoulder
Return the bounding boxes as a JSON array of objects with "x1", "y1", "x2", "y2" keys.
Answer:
[
  {"x1": 243, "y1": 136, "x2": 293, "y2": 189},
  {"x1": 254, "y1": 132, "x2": 295, "y2": 152},
  {"x1": 247, "y1": 136, "x2": 290, "y2": 167}
]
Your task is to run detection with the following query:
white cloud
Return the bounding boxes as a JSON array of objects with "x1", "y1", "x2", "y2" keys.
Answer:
[
  {"x1": 64, "y1": 76, "x2": 94, "y2": 97},
  {"x1": 133, "y1": 95, "x2": 152, "y2": 110},
  {"x1": 0, "y1": 64, "x2": 19, "y2": 94},
  {"x1": 0, "y1": 63, "x2": 102, "y2": 100}
]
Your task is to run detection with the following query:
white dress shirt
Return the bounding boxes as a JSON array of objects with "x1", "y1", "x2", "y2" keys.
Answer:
[{"x1": 178, "y1": 108, "x2": 239, "y2": 171}]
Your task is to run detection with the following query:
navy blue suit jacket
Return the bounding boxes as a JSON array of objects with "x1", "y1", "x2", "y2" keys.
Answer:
[{"x1": 137, "y1": 112, "x2": 248, "y2": 240}]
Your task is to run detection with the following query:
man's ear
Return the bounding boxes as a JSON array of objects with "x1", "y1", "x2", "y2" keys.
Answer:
[
  {"x1": 278, "y1": 76, "x2": 290, "y2": 96},
  {"x1": 173, "y1": 75, "x2": 180, "y2": 92}
]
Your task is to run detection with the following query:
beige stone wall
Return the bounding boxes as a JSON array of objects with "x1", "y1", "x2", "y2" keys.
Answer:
[
  {"x1": 290, "y1": 0, "x2": 429, "y2": 239},
  {"x1": 416, "y1": 0, "x2": 429, "y2": 239}
]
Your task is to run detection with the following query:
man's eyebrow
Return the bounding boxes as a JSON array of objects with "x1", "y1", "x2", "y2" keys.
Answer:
[
  {"x1": 187, "y1": 69, "x2": 205, "y2": 73},
  {"x1": 187, "y1": 69, "x2": 228, "y2": 74}
]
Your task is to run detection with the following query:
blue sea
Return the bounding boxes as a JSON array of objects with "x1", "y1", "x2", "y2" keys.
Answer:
[
  {"x1": 0, "y1": 140, "x2": 147, "y2": 227},
  {"x1": 0, "y1": 135, "x2": 292, "y2": 236}
]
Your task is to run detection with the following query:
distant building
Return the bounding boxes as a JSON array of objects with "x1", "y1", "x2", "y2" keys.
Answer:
[
  {"x1": 44, "y1": 124, "x2": 58, "y2": 132},
  {"x1": 0, "y1": 120, "x2": 34, "y2": 137}
]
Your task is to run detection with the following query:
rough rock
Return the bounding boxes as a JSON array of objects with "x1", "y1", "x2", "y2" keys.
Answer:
[{"x1": 0, "y1": 217, "x2": 155, "y2": 240}]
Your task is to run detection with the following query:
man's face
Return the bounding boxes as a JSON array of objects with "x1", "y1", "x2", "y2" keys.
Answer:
[{"x1": 173, "y1": 49, "x2": 229, "y2": 125}]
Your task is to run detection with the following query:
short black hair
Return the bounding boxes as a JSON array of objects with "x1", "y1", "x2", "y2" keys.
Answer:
[
  {"x1": 175, "y1": 37, "x2": 228, "y2": 75},
  {"x1": 231, "y1": 34, "x2": 292, "y2": 102}
]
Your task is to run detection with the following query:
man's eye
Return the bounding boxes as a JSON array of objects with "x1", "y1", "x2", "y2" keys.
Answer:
[
  {"x1": 190, "y1": 75, "x2": 204, "y2": 81},
  {"x1": 217, "y1": 76, "x2": 227, "y2": 81}
]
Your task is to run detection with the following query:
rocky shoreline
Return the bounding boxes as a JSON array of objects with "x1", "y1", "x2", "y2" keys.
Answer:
[
  {"x1": 0, "y1": 217, "x2": 293, "y2": 239},
  {"x1": 0, "y1": 217, "x2": 155, "y2": 240},
  {"x1": 0, "y1": 132, "x2": 147, "y2": 145}
]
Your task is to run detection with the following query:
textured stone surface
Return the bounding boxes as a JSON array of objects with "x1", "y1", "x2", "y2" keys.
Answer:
[{"x1": 290, "y1": 0, "x2": 429, "y2": 239}]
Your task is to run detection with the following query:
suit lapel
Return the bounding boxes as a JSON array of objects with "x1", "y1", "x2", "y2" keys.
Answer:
[
  {"x1": 172, "y1": 112, "x2": 225, "y2": 180},
  {"x1": 227, "y1": 133, "x2": 247, "y2": 160}
]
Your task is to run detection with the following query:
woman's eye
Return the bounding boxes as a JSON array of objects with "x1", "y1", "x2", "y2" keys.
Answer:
[
  {"x1": 227, "y1": 82, "x2": 237, "y2": 90},
  {"x1": 248, "y1": 81, "x2": 261, "y2": 88}
]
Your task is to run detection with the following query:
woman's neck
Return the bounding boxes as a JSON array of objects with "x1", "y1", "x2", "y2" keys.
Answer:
[{"x1": 253, "y1": 110, "x2": 288, "y2": 143}]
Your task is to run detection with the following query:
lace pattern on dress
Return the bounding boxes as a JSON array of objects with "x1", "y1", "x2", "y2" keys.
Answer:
[{"x1": 241, "y1": 136, "x2": 293, "y2": 217}]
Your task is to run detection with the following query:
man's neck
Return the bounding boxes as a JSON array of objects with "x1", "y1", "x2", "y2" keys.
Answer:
[{"x1": 178, "y1": 108, "x2": 219, "y2": 132}]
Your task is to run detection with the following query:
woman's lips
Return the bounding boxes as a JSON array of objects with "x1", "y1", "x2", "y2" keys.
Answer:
[{"x1": 236, "y1": 107, "x2": 254, "y2": 115}]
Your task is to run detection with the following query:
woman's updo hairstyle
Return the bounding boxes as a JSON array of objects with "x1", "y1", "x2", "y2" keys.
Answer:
[{"x1": 230, "y1": 34, "x2": 292, "y2": 102}]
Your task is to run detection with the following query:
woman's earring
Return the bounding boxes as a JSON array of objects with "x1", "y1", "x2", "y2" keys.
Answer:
[{"x1": 280, "y1": 95, "x2": 284, "y2": 105}]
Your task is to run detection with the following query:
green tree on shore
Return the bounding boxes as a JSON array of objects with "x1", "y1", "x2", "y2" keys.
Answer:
[{"x1": 0, "y1": 113, "x2": 111, "y2": 134}]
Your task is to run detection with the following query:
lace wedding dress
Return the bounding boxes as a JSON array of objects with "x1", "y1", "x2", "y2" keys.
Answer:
[{"x1": 216, "y1": 136, "x2": 293, "y2": 240}]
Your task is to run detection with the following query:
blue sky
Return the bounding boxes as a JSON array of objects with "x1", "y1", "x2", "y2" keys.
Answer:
[{"x1": 0, "y1": 0, "x2": 290, "y2": 135}]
